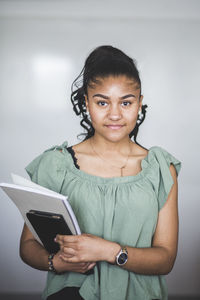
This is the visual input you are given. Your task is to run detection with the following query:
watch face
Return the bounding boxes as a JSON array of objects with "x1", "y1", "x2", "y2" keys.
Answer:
[{"x1": 118, "y1": 252, "x2": 128, "y2": 265}]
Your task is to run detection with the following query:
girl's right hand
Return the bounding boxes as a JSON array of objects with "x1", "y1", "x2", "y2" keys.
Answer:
[{"x1": 53, "y1": 250, "x2": 96, "y2": 274}]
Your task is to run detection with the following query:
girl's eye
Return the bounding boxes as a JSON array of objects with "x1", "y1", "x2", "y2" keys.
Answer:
[
  {"x1": 96, "y1": 101, "x2": 132, "y2": 107},
  {"x1": 121, "y1": 101, "x2": 131, "y2": 106},
  {"x1": 97, "y1": 101, "x2": 108, "y2": 106}
]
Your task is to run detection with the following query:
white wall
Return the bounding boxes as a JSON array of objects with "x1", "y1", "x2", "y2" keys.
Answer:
[{"x1": 0, "y1": 0, "x2": 199, "y2": 297}]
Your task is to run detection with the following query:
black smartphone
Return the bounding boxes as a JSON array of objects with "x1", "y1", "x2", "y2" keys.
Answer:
[{"x1": 26, "y1": 210, "x2": 72, "y2": 253}]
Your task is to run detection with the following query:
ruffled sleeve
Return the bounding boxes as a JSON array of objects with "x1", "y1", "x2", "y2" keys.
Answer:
[
  {"x1": 25, "y1": 141, "x2": 69, "y2": 193},
  {"x1": 149, "y1": 146, "x2": 182, "y2": 211}
]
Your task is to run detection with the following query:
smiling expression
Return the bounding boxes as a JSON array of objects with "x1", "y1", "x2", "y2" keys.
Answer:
[{"x1": 85, "y1": 75, "x2": 143, "y2": 143}]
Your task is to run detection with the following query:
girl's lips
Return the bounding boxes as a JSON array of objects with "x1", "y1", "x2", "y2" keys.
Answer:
[{"x1": 106, "y1": 125, "x2": 124, "y2": 129}]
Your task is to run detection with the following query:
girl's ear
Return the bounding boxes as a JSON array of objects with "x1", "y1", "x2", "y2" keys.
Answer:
[
  {"x1": 139, "y1": 95, "x2": 143, "y2": 111},
  {"x1": 85, "y1": 94, "x2": 89, "y2": 111}
]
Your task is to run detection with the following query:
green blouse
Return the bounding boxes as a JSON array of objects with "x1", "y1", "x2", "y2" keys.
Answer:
[{"x1": 25, "y1": 141, "x2": 182, "y2": 300}]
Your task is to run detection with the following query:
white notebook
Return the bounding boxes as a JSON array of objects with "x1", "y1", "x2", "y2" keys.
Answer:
[{"x1": 0, "y1": 174, "x2": 81, "y2": 247}]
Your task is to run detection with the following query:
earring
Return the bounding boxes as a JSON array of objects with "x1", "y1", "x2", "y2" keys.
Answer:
[{"x1": 137, "y1": 110, "x2": 143, "y2": 124}]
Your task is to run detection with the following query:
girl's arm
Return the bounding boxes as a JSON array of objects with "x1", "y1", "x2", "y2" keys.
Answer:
[
  {"x1": 56, "y1": 164, "x2": 178, "y2": 275},
  {"x1": 116, "y1": 164, "x2": 179, "y2": 275},
  {"x1": 20, "y1": 224, "x2": 49, "y2": 271},
  {"x1": 20, "y1": 224, "x2": 96, "y2": 274}
]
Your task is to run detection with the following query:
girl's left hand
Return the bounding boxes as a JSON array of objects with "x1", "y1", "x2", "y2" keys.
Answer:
[{"x1": 55, "y1": 233, "x2": 120, "y2": 264}]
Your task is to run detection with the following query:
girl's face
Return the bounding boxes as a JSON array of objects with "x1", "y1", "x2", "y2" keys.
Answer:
[{"x1": 85, "y1": 75, "x2": 143, "y2": 143}]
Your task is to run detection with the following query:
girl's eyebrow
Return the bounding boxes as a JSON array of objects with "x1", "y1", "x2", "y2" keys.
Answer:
[
  {"x1": 121, "y1": 94, "x2": 136, "y2": 99},
  {"x1": 93, "y1": 94, "x2": 136, "y2": 99}
]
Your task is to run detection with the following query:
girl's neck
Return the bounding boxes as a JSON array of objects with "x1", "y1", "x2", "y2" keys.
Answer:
[{"x1": 90, "y1": 135, "x2": 133, "y2": 156}]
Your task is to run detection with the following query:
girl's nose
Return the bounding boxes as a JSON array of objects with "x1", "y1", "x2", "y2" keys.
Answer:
[{"x1": 108, "y1": 104, "x2": 122, "y2": 120}]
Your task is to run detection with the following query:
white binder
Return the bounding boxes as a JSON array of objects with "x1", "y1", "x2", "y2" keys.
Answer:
[{"x1": 0, "y1": 174, "x2": 81, "y2": 246}]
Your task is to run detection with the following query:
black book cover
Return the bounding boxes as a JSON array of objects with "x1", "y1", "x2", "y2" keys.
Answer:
[{"x1": 26, "y1": 210, "x2": 72, "y2": 253}]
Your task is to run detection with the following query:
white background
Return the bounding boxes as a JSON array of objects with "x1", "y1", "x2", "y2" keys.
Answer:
[{"x1": 0, "y1": 0, "x2": 199, "y2": 297}]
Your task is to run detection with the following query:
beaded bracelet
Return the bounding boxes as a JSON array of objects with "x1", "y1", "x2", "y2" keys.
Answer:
[{"x1": 48, "y1": 253, "x2": 57, "y2": 273}]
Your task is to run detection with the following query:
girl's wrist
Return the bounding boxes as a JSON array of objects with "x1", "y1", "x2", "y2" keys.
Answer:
[
  {"x1": 104, "y1": 242, "x2": 121, "y2": 264},
  {"x1": 48, "y1": 253, "x2": 58, "y2": 273},
  {"x1": 48, "y1": 253, "x2": 64, "y2": 274}
]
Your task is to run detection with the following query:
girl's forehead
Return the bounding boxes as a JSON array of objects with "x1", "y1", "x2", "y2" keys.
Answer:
[{"x1": 88, "y1": 75, "x2": 139, "y2": 90}]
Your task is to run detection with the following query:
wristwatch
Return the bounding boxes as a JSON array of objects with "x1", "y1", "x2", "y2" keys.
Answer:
[{"x1": 115, "y1": 246, "x2": 128, "y2": 266}]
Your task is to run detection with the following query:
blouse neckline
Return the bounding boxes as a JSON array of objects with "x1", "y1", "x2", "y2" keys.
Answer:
[{"x1": 62, "y1": 142, "x2": 156, "y2": 184}]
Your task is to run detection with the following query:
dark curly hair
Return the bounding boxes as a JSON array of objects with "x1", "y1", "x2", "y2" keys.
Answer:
[{"x1": 71, "y1": 45, "x2": 148, "y2": 145}]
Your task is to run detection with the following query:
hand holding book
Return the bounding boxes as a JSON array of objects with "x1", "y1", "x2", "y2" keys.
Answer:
[
  {"x1": 0, "y1": 174, "x2": 81, "y2": 253},
  {"x1": 1, "y1": 174, "x2": 96, "y2": 275}
]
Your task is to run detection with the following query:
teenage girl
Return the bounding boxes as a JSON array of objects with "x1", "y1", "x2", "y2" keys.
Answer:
[{"x1": 20, "y1": 45, "x2": 181, "y2": 300}]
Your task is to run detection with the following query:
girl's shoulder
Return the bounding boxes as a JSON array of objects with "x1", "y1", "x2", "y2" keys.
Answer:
[{"x1": 25, "y1": 141, "x2": 71, "y2": 192}]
